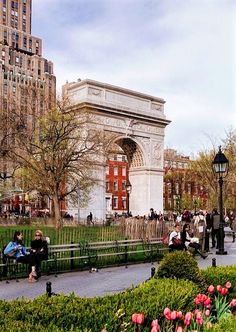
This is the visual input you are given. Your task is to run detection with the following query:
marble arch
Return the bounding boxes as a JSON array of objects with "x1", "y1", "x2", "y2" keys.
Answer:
[{"x1": 63, "y1": 79, "x2": 171, "y2": 220}]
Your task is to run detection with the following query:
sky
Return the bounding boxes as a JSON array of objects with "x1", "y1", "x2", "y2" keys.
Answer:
[{"x1": 32, "y1": 0, "x2": 236, "y2": 156}]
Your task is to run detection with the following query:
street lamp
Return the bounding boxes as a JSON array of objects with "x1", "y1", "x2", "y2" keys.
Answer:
[
  {"x1": 212, "y1": 146, "x2": 229, "y2": 255},
  {"x1": 126, "y1": 180, "x2": 132, "y2": 216},
  {"x1": 193, "y1": 199, "x2": 198, "y2": 215}
]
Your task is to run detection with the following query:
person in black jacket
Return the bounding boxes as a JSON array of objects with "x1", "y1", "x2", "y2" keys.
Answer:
[{"x1": 30, "y1": 230, "x2": 48, "y2": 278}]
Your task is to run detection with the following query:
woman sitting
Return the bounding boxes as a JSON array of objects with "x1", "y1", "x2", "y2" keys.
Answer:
[
  {"x1": 168, "y1": 223, "x2": 185, "y2": 251},
  {"x1": 4, "y1": 231, "x2": 37, "y2": 282},
  {"x1": 181, "y1": 223, "x2": 207, "y2": 259},
  {"x1": 30, "y1": 230, "x2": 48, "y2": 278}
]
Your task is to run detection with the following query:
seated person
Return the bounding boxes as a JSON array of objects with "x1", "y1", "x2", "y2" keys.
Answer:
[
  {"x1": 181, "y1": 223, "x2": 207, "y2": 259},
  {"x1": 4, "y1": 230, "x2": 37, "y2": 282},
  {"x1": 30, "y1": 230, "x2": 48, "y2": 278},
  {"x1": 168, "y1": 223, "x2": 185, "y2": 251}
]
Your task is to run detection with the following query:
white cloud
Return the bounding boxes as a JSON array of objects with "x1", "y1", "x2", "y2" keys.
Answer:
[{"x1": 33, "y1": 0, "x2": 236, "y2": 155}]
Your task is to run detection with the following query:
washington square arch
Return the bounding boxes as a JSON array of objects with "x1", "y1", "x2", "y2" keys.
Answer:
[{"x1": 63, "y1": 79, "x2": 171, "y2": 221}]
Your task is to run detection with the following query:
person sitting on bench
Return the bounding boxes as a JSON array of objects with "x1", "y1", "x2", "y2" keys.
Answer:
[
  {"x1": 30, "y1": 230, "x2": 48, "y2": 278},
  {"x1": 4, "y1": 231, "x2": 37, "y2": 282}
]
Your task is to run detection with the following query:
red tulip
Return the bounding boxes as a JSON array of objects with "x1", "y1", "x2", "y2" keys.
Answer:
[
  {"x1": 207, "y1": 285, "x2": 215, "y2": 293},
  {"x1": 220, "y1": 287, "x2": 228, "y2": 296},
  {"x1": 225, "y1": 281, "x2": 232, "y2": 289},
  {"x1": 216, "y1": 285, "x2": 222, "y2": 293}
]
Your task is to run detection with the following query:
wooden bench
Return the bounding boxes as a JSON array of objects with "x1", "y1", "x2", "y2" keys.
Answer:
[{"x1": 0, "y1": 239, "x2": 168, "y2": 280}]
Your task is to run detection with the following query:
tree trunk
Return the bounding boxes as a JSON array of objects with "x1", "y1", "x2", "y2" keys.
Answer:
[{"x1": 52, "y1": 194, "x2": 62, "y2": 229}]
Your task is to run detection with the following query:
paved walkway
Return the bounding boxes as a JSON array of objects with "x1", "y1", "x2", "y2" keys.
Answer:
[{"x1": 1, "y1": 232, "x2": 235, "y2": 301}]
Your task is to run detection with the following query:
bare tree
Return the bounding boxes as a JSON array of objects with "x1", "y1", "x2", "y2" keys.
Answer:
[{"x1": 9, "y1": 105, "x2": 114, "y2": 228}]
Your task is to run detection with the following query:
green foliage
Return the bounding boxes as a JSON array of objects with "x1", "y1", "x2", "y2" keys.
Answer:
[
  {"x1": 203, "y1": 315, "x2": 236, "y2": 332},
  {"x1": 202, "y1": 265, "x2": 236, "y2": 298},
  {"x1": 156, "y1": 251, "x2": 206, "y2": 289},
  {"x1": 0, "y1": 278, "x2": 198, "y2": 332}
]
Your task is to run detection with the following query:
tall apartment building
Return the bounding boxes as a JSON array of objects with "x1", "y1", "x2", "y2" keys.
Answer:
[
  {"x1": 0, "y1": 0, "x2": 56, "y2": 214},
  {"x1": 0, "y1": 0, "x2": 56, "y2": 123}
]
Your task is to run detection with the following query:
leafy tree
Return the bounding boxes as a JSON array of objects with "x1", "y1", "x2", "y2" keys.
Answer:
[{"x1": 189, "y1": 128, "x2": 236, "y2": 211}]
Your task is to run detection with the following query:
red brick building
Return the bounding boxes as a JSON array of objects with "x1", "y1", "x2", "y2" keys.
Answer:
[{"x1": 105, "y1": 153, "x2": 129, "y2": 215}]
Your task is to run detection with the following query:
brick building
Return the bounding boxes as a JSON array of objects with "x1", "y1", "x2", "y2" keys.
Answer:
[
  {"x1": 163, "y1": 148, "x2": 208, "y2": 213},
  {"x1": 105, "y1": 151, "x2": 129, "y2": 215}
]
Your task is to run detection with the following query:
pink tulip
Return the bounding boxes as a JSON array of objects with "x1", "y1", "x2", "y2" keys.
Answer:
[
  {"x1": 164, "y1": 307, "x2": 171, "y2": 316},
  {"x1": 176, "y1": 311, "x2": 182, "y2": 319},
  {"x1": 216, "y1": 285, "x2": 222, "y2": 293},
  {"x1": 230, "y1": 299, "x2": 236, "y2": 307},
  {"x1": 184, "y1": 319, "x2": 191, "y2": 326},
  {"x1": 132, "y1": 313, "x2": 145, "y2": 325},
  {"x1": 164, "y1": 307, "x2": 171, "y2": 320},
  {"x1": 132, "y1": 313, "x2": 138, "y2": 324},
  {"x1": 207, "y1": 285, "x2": 215, "y2": 293},
  {"x1": 151, "y1": 319, "x2": 159, "y2": 327},
  {"x1": 185, "y1": 312, "x2": 193, "y2": 321},
  {"x1": 195, "y1": 310, "x2": 202, "y2": 320},
  {"x1": 204, "y1": 297, "x2": 211, "y2": 306},
  {"x1": 225, "y1": 281, "x2": 232, "y2": 289},
  {"x1": 205, "y1": 309, "x2": 211, "y2": 317},
  {"x1": 136, "y1": 313, "x2": 144, "y2": 325},
  {"x1": 197, "y1": 318, "x2": 204, "y2": 325},
  {"x1": 170, "y1": 310, "x2": 177, "y2": 320},
  {"x1": 101, "y1": 329, "x2": 107, "y2": 332},
  {"x1": 176, "y1": 327, "x2": 183, "y2": 332},
  {"x1": 151, "y1": 326, "x2": 159, "y2": 332}
]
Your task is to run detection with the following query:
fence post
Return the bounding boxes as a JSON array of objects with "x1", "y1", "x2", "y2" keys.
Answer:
[
  {"x1": 212, "y1": 258, "x2": 216, "y2": 267},
  {"x1": 125, "y1": 238, "x2": 128, "y2": 268},
  {"x1": 70, "y1": 241, "x2": 74, "y2": 270},
  {"x1": 46, "y1": 281, "x2": 52, "y2": 297}
]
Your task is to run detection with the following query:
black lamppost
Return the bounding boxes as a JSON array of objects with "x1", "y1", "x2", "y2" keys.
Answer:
[
  {"x1": 193, "y1": 199, "x2": 198, "y2": 215},
  {"x1": 212, "y1": 146, "x2": 229, "y2": 255},
  {"x1": 126, "y1": 180, "x2": 132, "y2": 216},
  {"x1": 176, "y1": 195, "x2": 180, "y2": 215}
]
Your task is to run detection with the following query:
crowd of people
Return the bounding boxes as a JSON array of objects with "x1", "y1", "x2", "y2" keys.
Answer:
[
  {"x1": 3, "y1": 230, "x2": 48, "y2": 282},
  {"x1": 167, "y1": 207, "x2": 236, "y2": 258}
]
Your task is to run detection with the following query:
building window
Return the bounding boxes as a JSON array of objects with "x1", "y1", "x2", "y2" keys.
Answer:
[
  {"x1": 114, "y1": 166, "x2": 118, "y2": 176},
  {"x1": 122, "y1": 197, "x2": 126, "y2": 209},
  {"x1": 122, "y1": 155, "x2": 126, "y2": 162},
  {"x1": 106, "y1": 181, "x2": 109, "y2": 191},
  {"x1": 113, "y1": 181, "x2": 118, "y2": 191},
  {"x1": 122, "y1": 166, "x2": 126, "y2": 176},
  {"x1": 114, "y1": 155, "x2": 117, "y2": 161},
  {"x1": 113, "y1": 197, "x2": 118, "y2": 209},
  {"x1": 105, "y1": 165, "x2": 109, "y2": 175},
  {"x1": 122, "y1": 181, "x2": 126, "y2": 191}
]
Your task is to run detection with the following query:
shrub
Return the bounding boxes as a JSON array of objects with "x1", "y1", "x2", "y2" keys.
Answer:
[
  {"x1": 156, "y1": 251, "x2": 206, "y2": 289},
  {"x1": 203, "y1": 315, "x2": 236, "y2": 331},
  {"x1": 202, "y1": 265, "x2": 236, "y2": 299},
  {"x1": 0, "y1": 278, "x2": 198, "y2": 332}
]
